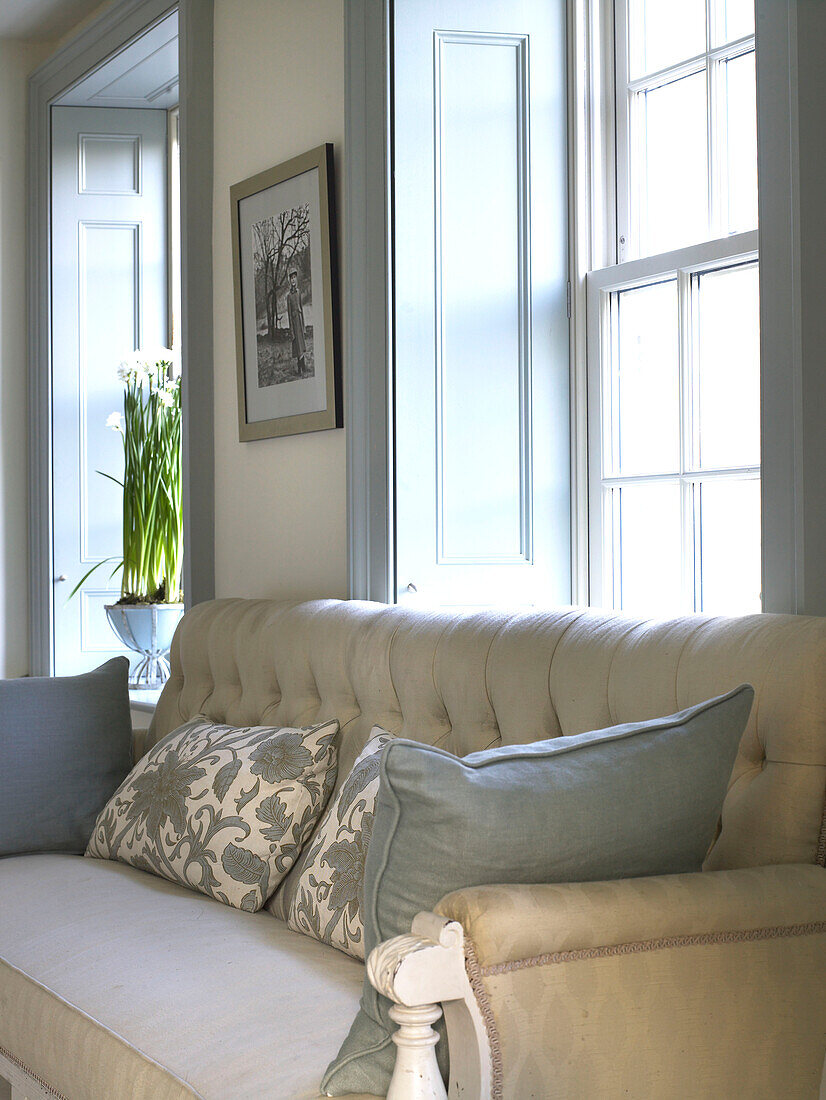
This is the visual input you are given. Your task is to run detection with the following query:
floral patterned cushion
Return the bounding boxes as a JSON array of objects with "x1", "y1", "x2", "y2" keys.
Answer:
[
  {"x1": 85, "y1": 717, "x2": 339, "y2": 911},
  {"x1": 268, "y1": 728, "x2": 393, "y2": 958}
]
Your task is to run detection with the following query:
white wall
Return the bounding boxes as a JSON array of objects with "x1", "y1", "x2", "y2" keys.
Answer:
[
  {"x1": 0, "y1": 40, "x2": 53, "y2": 676},
  {"x1": 212, "y1": 0, "x2": 347, "y2": 602}
]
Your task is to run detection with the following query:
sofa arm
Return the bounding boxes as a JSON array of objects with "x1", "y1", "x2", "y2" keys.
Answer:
[{"x1": 434, "y1": 865, "x2": 826, "y2": 1099}]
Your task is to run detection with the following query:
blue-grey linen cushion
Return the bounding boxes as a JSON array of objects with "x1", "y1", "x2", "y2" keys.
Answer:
[
  {"x1": 0, "y1": 657, "x2": 132, "y2": 856},
  {"x1": 321, "y1": 684, "x2": 755, "y2": 1096}
]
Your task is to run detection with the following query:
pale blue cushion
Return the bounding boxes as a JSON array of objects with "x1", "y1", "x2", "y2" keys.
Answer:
[
  {"x1": 0, "y1": 658, "x2": 132, "y2": 856},
  {"x1": 322, "y1": 684, "x2": 754, "y2": 1095}
]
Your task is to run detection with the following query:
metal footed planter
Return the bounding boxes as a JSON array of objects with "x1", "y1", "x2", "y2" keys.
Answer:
[{"x1": 105, "y1": 603, "x2": 184, "y2": 688}]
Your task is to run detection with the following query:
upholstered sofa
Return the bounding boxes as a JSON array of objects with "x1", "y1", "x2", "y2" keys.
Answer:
[{"x1": 1, "y1": 598, "x2": 825, "y2": 1099}]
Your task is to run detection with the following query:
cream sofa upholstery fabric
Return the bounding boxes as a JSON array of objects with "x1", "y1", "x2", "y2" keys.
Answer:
[
  {"x1": 4, "y1": 599, "x2": 825, "y2": 1099},
  {"x1": 150, "y1": 600, "x2": 826, "y2": 871},
  {"x1": 435, "y1": 863, "x2": 826, "y2": 967},
  {"x1": 0, "y1": 854, "x2": 376, "y2": 1100},
  {"x1": 436, "y1": 865, "x2": 826, "y2": 1099}
]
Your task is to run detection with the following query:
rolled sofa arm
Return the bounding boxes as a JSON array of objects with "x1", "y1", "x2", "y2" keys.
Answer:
[{"x1": 434, "y1": 864, "x2": 826, "y2": 1100}]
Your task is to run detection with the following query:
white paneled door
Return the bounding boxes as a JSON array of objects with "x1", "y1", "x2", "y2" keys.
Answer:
[
  {"x1": 51, "y1": 106, "x2": 168, "y2": 675},
  {"x1": 393, "y1": 0, "x2": 570, "y2": 606}
]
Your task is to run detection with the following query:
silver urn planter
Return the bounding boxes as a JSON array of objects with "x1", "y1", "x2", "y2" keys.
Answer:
[{"x1": 105, "y1": 603, "x2": 184, "y2": 687}]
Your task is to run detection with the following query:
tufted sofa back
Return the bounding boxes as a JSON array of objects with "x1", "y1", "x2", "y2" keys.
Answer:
[{"x1": 149, "y1": 598, "x2": 826, "y2": 871}]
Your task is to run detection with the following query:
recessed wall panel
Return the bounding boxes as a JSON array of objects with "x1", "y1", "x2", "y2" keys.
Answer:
[
  {"x1": 79, "y1": 221, "x2": 139, "y2": 562},
  {"x1": 79, "y1": 134, "x2": 141, "y2": 194},
  {"x1": 81, "y1": 590, "x2": 124, "y2": 651},
  {"x1": 436, "y1": 33, "x2": 530, "y2": 563}
]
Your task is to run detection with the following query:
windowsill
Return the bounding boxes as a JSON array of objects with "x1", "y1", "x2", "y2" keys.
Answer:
[{"x1": 129, "y1": 686, "x2": 163, "y2": 713}]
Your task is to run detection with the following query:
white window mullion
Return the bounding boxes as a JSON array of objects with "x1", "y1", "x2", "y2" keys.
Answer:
[
  {"x1": 691, "y1": 478, "x2": 703, "y2": 611},
  {"x1": 705, "y1": 0, "x2": 715, "y2": 235},
  {"x1": 685, "y1": 270, "x2": 701, "y2": 471},
  {"x1": 610, "y1": 486, "x2": 621, "y2": 608},
  {"x1": 678, "y1": 267, "x2": 693, "y2": 611},
  {"x1": 711, "y1": 55, "x2": 729, "y2": 240},
  {"x1": 707, "y1": 65, "x2": 718, "y2": 237},
  {"x1": 614, "y1": 0, "x2": 631, "y2": 261}
]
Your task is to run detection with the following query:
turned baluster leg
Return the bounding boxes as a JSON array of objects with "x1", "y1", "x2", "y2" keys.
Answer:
[
  {"x1": 386, "y1": 1003, "x2": 447, "y2": 1100},
  {"x1": 366, "y1": 913, "x2": 493, "y2": 1100}
]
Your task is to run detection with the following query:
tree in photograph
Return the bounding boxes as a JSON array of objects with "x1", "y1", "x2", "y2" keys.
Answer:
[{"x1": 253, "y1": 205, "x2": 310, "y2": 339}]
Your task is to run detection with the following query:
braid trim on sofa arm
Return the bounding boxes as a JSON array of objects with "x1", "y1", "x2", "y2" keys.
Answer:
[
  {"x1": 461, "y1": 937, "x2": 503, "y2": 1100},
  {"x1": 0, "y1": 1044, "x2": 68, "y2": 1100},
  {"x1": 817, "y1": 784, "x2": 826, "y2": 867},
  {"x1": 475, "y1": 918, "x2": 826, "y2": 978}
]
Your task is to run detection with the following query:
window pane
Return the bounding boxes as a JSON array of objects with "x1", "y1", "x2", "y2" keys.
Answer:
[
  {"x1": 638, "y1": 73, "x2": 708, "y2": 255},
  {"x1": 716, "y1": 0, "x2": 755, "y2": 45},
  {"x1": 698, "y1": 478, "x2": 761, "y2": 613},
  {"x1": 695, "y1": 262, "x2": 760, "y2": 470},
  {"x1": 611, "y1": 481, "x2": 683, "y2": 615},
  {"x1": 725, "y1": 51, "x2": 758, "y2": 233},
  {"x1": 629, "y1": 0, "x2": 706, "y2": 78},
  {"x1": 611, "y1": 280, "x2": 679, "y2": 476}
]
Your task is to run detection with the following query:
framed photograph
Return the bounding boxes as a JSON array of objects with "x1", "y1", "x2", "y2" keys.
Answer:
[{"x1": 230, "y1": 144, "x2": 341, "y2": 440}]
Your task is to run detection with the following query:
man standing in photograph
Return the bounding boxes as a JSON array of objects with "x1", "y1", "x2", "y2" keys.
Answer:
[{"x1": 287, "y1": 269, "x2": 307, "y2": 377}]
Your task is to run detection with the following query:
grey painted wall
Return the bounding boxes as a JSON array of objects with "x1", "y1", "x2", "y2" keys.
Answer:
[
  {"x1": 795, "y1": 2, "x2": 826, "y2": 615},
  {"x1": 757, "y1": 0, "x2": 826, "y2": 615}
]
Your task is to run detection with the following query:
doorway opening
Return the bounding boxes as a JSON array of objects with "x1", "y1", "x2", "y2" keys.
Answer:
[{"x1": 49, "y1": 10, "x2": 181, "y2": 679}]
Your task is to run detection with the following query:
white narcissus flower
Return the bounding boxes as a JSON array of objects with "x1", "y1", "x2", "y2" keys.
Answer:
[
  {"x1": 156, "y1": 388, "x2": 174, "y2": 407},
  {"x1": 118, "y1": 347, "x2": 178, "y2": 385},
  {"x1": 140, "y1": 346, "x2": 177, "y2": 369},
  {"x1": 106, "y1": 411, "x2": 124, "y2": 432}
]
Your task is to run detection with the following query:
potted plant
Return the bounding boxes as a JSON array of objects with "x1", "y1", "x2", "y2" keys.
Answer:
[{"x1": 73, "y1": 349, "x2": 183, "y2": 686}]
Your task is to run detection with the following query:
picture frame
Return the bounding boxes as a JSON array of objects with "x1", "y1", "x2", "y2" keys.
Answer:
[{"x1": 230, "y1": 143, "x2": 341, "y2": 441}]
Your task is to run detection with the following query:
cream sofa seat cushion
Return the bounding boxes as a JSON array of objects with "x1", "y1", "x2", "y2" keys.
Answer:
[{"x1": 0, "y1": 854, "x2": 376, "y2": 1100}]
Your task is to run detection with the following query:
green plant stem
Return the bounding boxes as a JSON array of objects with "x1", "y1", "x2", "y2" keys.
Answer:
[{"x1": 117, "y1": 359, "x2": 183, "y2": 602}]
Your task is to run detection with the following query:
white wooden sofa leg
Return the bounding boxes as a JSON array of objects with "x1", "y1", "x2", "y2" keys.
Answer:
[
  {"x1": 386, "y1": 1004, "x2": 446, "y2": 1100},
  {"x1": 367, "y1": 912, "x2": 493, "y2": 1100}
]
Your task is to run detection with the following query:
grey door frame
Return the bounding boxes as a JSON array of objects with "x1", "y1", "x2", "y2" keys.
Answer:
[
  {"x1": 28, "y1": 0, "x2": 214, "y2": 675},
  {"x1": 344, "y1": 0, "x2": 394, "y2": 603}
]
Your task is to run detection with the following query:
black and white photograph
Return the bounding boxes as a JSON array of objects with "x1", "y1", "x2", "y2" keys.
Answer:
[
  {"x1": 252, "y1": 203, "x2": 314, "y2": 387},
  {"x1": 231, "y1": 144, "x2": 341, "y2": 441}
]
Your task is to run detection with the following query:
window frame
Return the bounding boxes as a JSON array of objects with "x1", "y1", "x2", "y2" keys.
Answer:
[
  {"x1": 578, "y1": 0, "x2": 761, "y2": 615},
  {"x1": 586, "y1": 229, "x2": 759, "y2": 611},
  {"x1": 614, "y1": 1, "x2": 757, "y2": 263}
]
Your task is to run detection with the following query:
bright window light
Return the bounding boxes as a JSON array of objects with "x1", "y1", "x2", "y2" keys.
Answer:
[
  {"x1": 594, "y1": 257, "x2": 761, "y2": 617},
  {"x1": 585, "y1": 0, "x2": 760, "y2": 618},
  {"x1": 618, "y1": 0, "x2": 757, "y2": 260}
]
